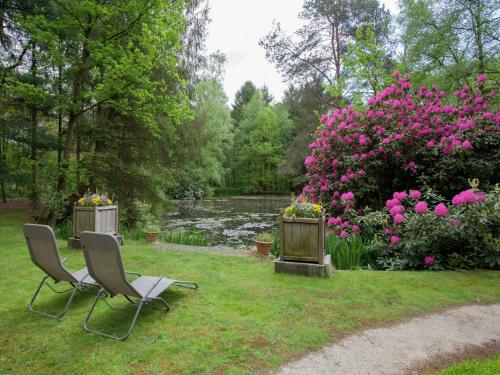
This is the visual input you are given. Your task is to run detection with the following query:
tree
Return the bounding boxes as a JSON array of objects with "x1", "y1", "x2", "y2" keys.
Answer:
[
  {"x1": 232, "y1": 93, "x2": 293, "y2": 193},
  {"x1": 260, "y1": 0, "x2": 390, "y2": 96},
  {"x1": 399, "y1": 0, "x2": 499, "y2": 89},
  {"x1": 343, "y1": 24, "x2": 393, "y2": 104},
  {"x1": 279, "y1": 77, "x2": 331, "y2": 189},
  {"x1": 231, "y1": 81, "x2": 257, "y2": 126},
  {"x1": 169, "y1": 52, "x2": 233, "y2": 198}
]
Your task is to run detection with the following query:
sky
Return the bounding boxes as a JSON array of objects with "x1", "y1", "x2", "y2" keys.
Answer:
[{"x1": 205, "y1": 0, "x2": 399, "y2": 105}]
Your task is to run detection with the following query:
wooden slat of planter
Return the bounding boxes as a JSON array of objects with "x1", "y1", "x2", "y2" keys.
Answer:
[
  {"x1": 300, "y1": 223, "x2": 309, "y2": 258},
  {"x1": 309, "y1": 223, "x2": 318, "y2": 259}
]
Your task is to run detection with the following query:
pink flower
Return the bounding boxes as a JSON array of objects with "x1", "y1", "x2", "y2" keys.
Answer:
[
  {"x1": 476, "y1": 74, "x2": 486, "y2": 83},
  {"x1": 352, "y1": 224, "x2": 360, "y2": 233},
  {"x1": 341, "y1": 192, "x2": 355, "y2": 201},
  {"x1": 389, "y1": 205, "x2": 405, "y2": 216},
  {"x1": 424, "y1": 256, "x2": 437, "y2": 267},
  {"x1": 393, "y1": 214, "x2": 405, "y2": 223},
  {"x1": 386, "y1": 198, "x2": 400, "y2": 209},
  {"x1": 340, "y1": 175, "x2": 348, "y2": 183},
  {"x1": 451, "y1": 189, "x2": 478, "y2": 205},
  {"x1": 393, "y1": 191, "x2": 407, "y2": 201},
  {"x1": 340, "y1": 231, "x2": 349, "y2": 238},
  {"x1": 434, "y1": 203, "x2": 448, "y2": 217},
  {"x1": 327, "y1": 216, "x2": 342, "y2": 226},
  {"x1": 461, "y1": 140, "x2": 472, "y2": 150},
  {"x1": 390, "y1": 235, "x2": 400, "y2": 245},
  {"x1": 415, "y1": 201, "x2": 428, "y2": 214},
  {"x1": 305, "y1": 156, "x2": 317, "y2": 165},
  {"x1": 409, "y1": 190, "x2": 421, "y2": 200}
]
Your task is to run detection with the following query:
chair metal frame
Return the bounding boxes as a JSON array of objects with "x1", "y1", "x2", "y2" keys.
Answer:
[
  {"x1": 83, "y1": 271, "x2": 197, "y2": 341},
  {"x1": 29, "y1": 258, "x2": 98, "y2": 319}
]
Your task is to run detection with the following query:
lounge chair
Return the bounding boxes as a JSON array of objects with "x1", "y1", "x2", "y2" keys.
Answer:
[
  {"x1": 23, "y1": 224, "x2": 97, "y2": 319},
  {"x1": 80, "y1": 231, "x2": 198, "y2": 340}
]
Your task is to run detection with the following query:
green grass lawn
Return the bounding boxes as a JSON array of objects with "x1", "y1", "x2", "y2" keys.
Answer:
[
  {"x1": 434, "y1": 355, "x2": 500, "y2": 375},
  {"x1": 0, "y1": 210, "x2": 499, "y2": 374}
]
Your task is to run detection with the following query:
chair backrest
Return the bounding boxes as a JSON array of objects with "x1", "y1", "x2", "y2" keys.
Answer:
[
  {"x1": 23, "y1": 224, "x2": 76, "y2": 283},
  {"x1": 80, "y1": 232, "x2": 140, "y2": 297}
]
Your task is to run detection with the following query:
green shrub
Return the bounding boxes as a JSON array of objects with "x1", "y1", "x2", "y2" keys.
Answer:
[
  {"x1": 270, "y1": 229, "x2": 280, "y2": 257},
  {"x1": 361, "y1": 185, "x2": 500, "y2": 270},
  {"x1": 326, "y1": 234, "x2": 369, "y2": 270},
  {"x1": 54, "y1": 220, "x2": 72, "y2": 240},
  {"x1": 159, "y1": 230, "x2": 209, "y2": 246}
]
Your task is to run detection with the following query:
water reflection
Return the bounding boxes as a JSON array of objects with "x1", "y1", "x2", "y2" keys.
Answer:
[{"x1": 162, "y1": 196, "x2": 291, "y2": 247}]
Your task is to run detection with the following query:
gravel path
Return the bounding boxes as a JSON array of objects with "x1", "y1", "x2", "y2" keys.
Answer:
[
  {"x1": 277, "y1": 304, "x2": 500, "y2": 375},
  {"x1": 155, "y1": 242, "x2": 258, "y2": 257}
]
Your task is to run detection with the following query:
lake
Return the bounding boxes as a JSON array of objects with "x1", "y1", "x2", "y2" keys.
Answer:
[{"x1": 162, "y1": 196, "x2": 291, "y2": 247}]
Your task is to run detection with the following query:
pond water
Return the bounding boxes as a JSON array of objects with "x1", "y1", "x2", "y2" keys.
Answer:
[{"x1": 162, "y1": 196, "x2": 291, "y2": 247}]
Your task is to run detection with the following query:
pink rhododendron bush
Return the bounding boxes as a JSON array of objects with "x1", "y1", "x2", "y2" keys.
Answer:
[
  {"x1": 304, "y1": 73, "x2": 500, "y2": 270},
  {"x1": 358, "y1": 185, "x2": 499, "y2": 270}
]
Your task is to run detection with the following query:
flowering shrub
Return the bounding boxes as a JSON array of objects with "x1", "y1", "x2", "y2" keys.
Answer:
[
  {"x1": 77, "y1": 192, "x2": 113, "y2": 207},
  {"x1": 303, "y1": 73, "x2": 499, "y2": 237},
  {"x1": 361, "y1": 185, "x2": 499, "y2": 270},
  {"x1": 284, "y1": 198, "x2": 324, "y2": 218}
]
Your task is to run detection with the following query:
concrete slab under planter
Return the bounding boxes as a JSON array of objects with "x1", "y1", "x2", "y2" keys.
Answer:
[
  {"x1": 68, "y1": 234, "x2": 124, "y2": 249},
  {"x1": 274, "y1": 254, "x2": 333, "y2": 278}
]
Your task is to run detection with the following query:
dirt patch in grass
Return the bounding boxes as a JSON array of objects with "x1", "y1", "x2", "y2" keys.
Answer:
[{"x1": 405, "y1": 340, "x2": 500, "y2": 374}]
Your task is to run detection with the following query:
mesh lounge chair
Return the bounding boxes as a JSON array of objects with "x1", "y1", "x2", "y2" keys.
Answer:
[
  {"x1": 23, "y1": 224, "x2": 97, "y2": 319},
  {"x1": 80, "y1": 231, "x2": 198, "y2": 340}
]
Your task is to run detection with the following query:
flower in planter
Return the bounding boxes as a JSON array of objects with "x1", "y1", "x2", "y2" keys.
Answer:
[
  {"x1": 284, "y1": 198, "x2": 324, "y2": 218},
  {"x1": 77, "y1": 192, "x2": 113, "y2": 207}
]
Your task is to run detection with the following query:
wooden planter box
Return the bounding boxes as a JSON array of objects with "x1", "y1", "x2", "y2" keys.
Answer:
[
  {"x1": 279, "y1": 215, "x2": 325, "y2": 264},
  {"x1": 73, "y1": 205, "x2": 118, "y2": 238}
]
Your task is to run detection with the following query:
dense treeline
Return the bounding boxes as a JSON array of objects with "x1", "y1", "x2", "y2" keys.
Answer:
[{"x1": 1, "y1": 0, "x2": 498, "y2": 224}]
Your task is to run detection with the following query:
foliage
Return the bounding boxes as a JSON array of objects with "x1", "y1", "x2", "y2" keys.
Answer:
[
  {"x1": 304, "y1": 73, "x2": 499, "y2": 237},
  {"x1": 160, "y1": 230, "x2": 209, "y2": 246},
  {"x1": 54, "y1": 220, "x2": 72, "y2": 241},
  {"x1": 255, "y1": 232, "x2": 273, "y2": 242},
  {"x1": 0, "y1": 0, "x2": 208, "y2": 216},
  {"x1": 360, "y1": 185, "x2": 500, "y2": 270},
  {"x1": 76, "y1": 192, "x2": 113, "y2": 207},
  {"x1": 231, "y1": 81, "x2": 258, "y2": 126},
  {"x1": 270, "y1": 228, "x2": 280, "y2": 257},
  {"x1": 398, "y1": 0, "x2": 499, "y2": 91},
  {"x1": 168, "y1": 53, "x2": 233, "y2": 199},
  {"x1": 279, "y1": 77, "x2": 332, "y2": 189},
  {"x1": 135, "y1": 200, "x2": 161, "y2": 232},
  {"x1": 284, "y1": 197, "x2": 323, "y2": 218},
  {"x1": 344, "y1": 24, "x2": 393, "y2": 104},
  {"x1": 231, "y1": 92, "x2": 293, "y2": 193},
  {"x1": 325, "y1": 234, "x2": 369, "y2": 270}
]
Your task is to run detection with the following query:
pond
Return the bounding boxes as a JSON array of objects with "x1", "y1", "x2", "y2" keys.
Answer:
[{"x1": 162, "y1": 196, "x2": 291, "y2": 247}]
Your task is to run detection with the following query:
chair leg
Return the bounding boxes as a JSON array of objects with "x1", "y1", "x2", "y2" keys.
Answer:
[
  {"x1": 172, "y1": 280, "x2": 198, "y2": 289},
  {"x1": 28, "y1": 275, "x2": 79, "y2": 319},
  {"x1": 151, "y1": 296, "x2": 170, "y2": 311},
  {"x1": 83, "y1": 289, "x2": 146, "y2": 341}
]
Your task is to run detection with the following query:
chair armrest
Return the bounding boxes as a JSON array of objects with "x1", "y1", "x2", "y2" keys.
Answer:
[
  {"x1": 125, "y1": 271, "x2": 141, "y2": 282},
  {"x1": 125, "y1": 271, "x2": 141, "y2": 277}
]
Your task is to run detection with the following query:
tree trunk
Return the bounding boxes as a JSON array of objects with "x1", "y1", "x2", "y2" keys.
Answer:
[
  {"x1": 57, "y1": 36, "x2": 90, "y2": 193},
  {"x1": 30, "y1": 43, "x2": 38, "y2": 205},
  {"x1": 0, "y1": 122, "x2": 6, "y2": 203}
]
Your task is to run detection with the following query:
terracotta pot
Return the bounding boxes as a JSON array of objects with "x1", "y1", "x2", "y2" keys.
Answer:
[
  {"x1": 144, "y1": 231, "x2": 160, "y2": 243},
  {"x1": 255, "y1": 240, "x2": 273, "y2": 256}
]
